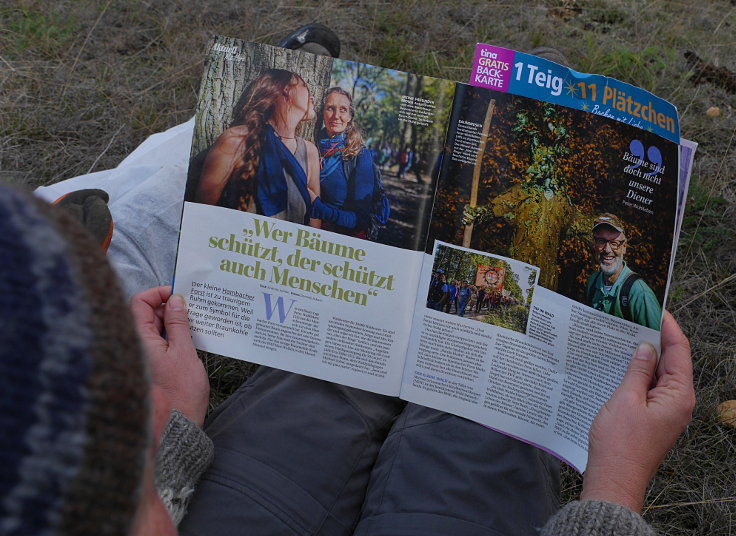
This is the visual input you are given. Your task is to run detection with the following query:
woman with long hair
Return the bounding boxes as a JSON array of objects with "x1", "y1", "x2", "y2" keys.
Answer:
[
  {"x1": 196, "y1": 69, "x2": 320, "y2": 227},
  {"x1": 311, "y1": 87, "x2": 374, "y2": 237}
]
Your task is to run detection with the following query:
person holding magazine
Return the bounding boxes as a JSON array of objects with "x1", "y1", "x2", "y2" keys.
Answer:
[
  {"x1": 31, "y1": 118, "x2": 690, "y2": 536},
  {"x1": 24, "y1": 29, "x2": 696, "y2": 535},
  {"x1": 139, "y1": 294, "x2": 698, "y2": 536},
  {"x1": 0, "y1": 182, "x2": 694, "y2": 535},
  {"x1": 196, "y1": 69, "x2": 321, "y2": 228},
  {"x1": 311, "y1": 87, "x2": 375, "y2": 237}
]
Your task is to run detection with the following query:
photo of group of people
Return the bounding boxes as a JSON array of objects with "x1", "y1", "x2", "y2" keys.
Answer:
[
  {"x1": 428, "y1": 86, "x2": 678, "y2": 330},
  {"x1": 185, "y1": 37, "x2": 454, "y2": 251},
  {"x1": 426, "y1": 243, "x2": 538, "y2": 335}
]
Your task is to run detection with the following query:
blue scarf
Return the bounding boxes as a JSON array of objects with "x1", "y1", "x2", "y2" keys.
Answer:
[
  {"x1": 319, "y1": 131, "x2": 347, "y2": 179},
  {"x1": 255, "y1": 125, "x2": 311, "y2": 223}
]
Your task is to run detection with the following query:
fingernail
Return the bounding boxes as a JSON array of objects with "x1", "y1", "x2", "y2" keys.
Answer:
[
  {"x1": 634, "y1": 342, "x2": 655, "y2": 361},
  {"x1": 168, "y1": 294, "x2": 185, "y2": 311}
]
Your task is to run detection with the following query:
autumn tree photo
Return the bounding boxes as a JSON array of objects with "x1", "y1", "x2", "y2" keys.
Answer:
[{"x1": 429, "y1": 86, "x2": 678, "y2": 306}]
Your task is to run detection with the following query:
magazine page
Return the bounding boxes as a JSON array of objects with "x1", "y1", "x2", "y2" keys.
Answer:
[
  {"x1": 400, "y1": 76, "x2": 680, "y2": 471},
  {"x1": 675, "y1": 139, "x2": 697, "y2": 248},
  {"x1": 467, "y1": 43, "x2": 696, "y2": 309},
  {"x1": 172, "y1": 37, "x2": 455, "y2": 395}
]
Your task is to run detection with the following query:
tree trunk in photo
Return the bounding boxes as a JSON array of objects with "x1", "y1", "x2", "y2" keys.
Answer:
[
  {"x1": 192, "y1": 36, "x2": 332, "y2": 156},
  {"x1": 450, "y1": 250, "x2": 463, "y2": 281},
  {"x1": 464, "y1": 100, "x2": 495, "y2": 248},
  {"x1": 409, "y1": 75, "x2": 423, "y2": 163},
  {"x1": 427, "y1": 81, "x2": 448, "y2": 173},
  {"x1": 435, "y1": 245, "x2": 448, "y2": 269},
  {"x1": 399, "y1": 74, "x2": 414, "y2": 150}
]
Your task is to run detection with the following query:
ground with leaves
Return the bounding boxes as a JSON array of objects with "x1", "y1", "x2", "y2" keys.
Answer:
[{"x1": 1, "y1": 1, "x2": 734, "y2": 534}]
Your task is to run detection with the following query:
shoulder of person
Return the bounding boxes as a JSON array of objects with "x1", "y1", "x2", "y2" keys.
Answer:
[
  {"x1": 213, "y1": 128, "x2": 247, "y2": 155},
  {"x1": 356, "y1": 146, "x2": 373, "y2": 161},
  {"x1": 354, "y1": 147, "x2": 377, "y2": 175},
  {"x1": 304, "y1": 139, "x2": 320, "y2": 158},
  {"x1": 629, "y1": 276, "x2": 658, "y2": 298}
]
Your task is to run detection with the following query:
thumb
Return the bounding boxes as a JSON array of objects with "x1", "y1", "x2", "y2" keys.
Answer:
[
  {"x1": 617, "y1": 342, "x2": 658, "y2": 400},
  {"x1": 164, "y1": 294, "x2": 194, "y2": 348}
]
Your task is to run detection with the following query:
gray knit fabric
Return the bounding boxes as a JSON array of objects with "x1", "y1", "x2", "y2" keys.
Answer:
[
  {"x1": 154, "y1": 410, "x2": 215, "y2": 525},
  {"x1": 540, "y1": 500, "x2": 657, "y2": 535}
]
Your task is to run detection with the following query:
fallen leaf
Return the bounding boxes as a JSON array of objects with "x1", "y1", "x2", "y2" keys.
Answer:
[{"x1": 717, "y1": 400, "x2": 736, "y2": 429}]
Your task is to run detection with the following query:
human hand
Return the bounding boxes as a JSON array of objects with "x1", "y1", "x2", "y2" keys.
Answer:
[
  {"x1": 582, "y1": 310, "x2": 695, "y2": 513},
  {"x1": 131, "y1": 286, "x2": 209, "y2": 427}
]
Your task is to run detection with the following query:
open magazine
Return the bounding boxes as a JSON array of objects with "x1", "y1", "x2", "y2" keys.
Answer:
[{"x1": 173, "y1": 37, "x2": 696, "y2": 472}]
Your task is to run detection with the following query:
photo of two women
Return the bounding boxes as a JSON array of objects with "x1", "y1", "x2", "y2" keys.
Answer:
[{"x1": 185, "y1": 39, "x2": 455, "y2": 251}]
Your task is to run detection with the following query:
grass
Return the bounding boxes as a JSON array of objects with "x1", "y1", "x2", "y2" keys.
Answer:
[
  {"x1": 1, "y1": 1, "x2": 735, "y2": 534},
  {"x1": 681, "y1": 180, "x2": 735, "y2": 252},
  {"x1": 6, "y1": 6, "x2": 77, "y2": 55},
  {"x1": 482, "y1": 304, "x2": 531, "y2": 334}
]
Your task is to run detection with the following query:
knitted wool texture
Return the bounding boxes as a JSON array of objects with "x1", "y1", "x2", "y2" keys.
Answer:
[
  {"x1": 0, "y1": 186, "x2": 150, "y2": 536},
  {"x1": 541, "y1": 500, "x2": 657, "y2": 536},
  {"x1": 154, "y1": 410, "x2": 214, "y2": 525}
]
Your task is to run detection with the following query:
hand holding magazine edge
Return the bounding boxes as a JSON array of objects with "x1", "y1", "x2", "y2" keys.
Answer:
[{"x1": 582, "y1": 310, "x2": 695, "y2": 513}]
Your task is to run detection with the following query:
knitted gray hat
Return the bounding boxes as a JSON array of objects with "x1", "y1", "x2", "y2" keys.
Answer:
[{"x1": 0, "y1": 185, "x2": 150, "y2": 535}]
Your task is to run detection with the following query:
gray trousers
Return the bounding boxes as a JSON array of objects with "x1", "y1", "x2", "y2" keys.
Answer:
[{"x1": 179, "y1": 367, "x2": 560, "y2": 536}]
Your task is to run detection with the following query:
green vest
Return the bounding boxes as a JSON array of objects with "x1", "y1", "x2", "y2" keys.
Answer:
[{"x1": 585, "y1": 264, "x2": 662, "y2": 330}]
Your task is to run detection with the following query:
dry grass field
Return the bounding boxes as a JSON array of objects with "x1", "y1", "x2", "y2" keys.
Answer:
[{"x1": 1, "y1": 1, "x2": 734, "y2": 534}]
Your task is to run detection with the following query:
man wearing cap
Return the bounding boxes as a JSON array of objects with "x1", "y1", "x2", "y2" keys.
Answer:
[{"x1": 586, "y1": 213, "x2": 662, "y2": 329}]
